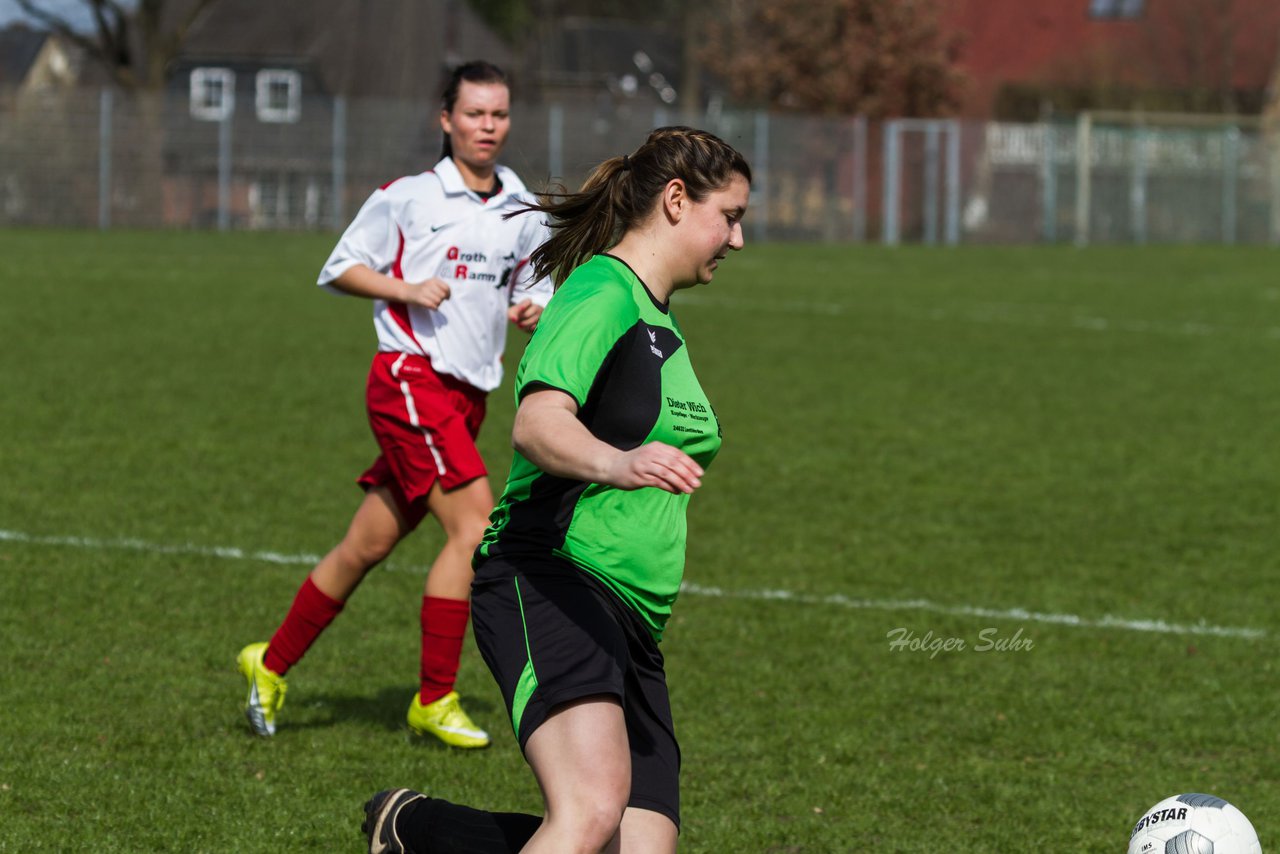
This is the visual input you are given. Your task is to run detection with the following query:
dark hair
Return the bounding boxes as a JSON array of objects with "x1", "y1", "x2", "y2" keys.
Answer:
[
  {"x1": 521, "y1": 126, "x2": 752, "y2": 286},
  {"x1": 439, "y1": 60, "x2": 509, "y2": 159}
]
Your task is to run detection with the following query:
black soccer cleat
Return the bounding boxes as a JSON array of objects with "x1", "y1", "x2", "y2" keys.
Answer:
[{"x1": 363, "y1": 788, "x2": 428, "y2": 854}]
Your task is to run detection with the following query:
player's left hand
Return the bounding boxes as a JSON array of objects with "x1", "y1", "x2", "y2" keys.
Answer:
[{"x1": 508, "y1": 299, "x2": 542, "y2": 332}]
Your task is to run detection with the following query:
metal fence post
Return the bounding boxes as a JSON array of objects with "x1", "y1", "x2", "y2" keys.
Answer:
[
  {"x1": 218, "y1": 110, "x2": 232, "y2": 232},
  {"x1": 331, "y1": 95, "x2": 347, "y2": 230},
  {"x1": 924, "y1": 123, "x2": 939, "y2": 245},
  {"x1": 852, "y1": 115, "x2": 867, "y2": 243},
  {"x1": 548, "y1": 103, "x2": 564, "y2": 182},
  {"x1": 945, "y1": 120, "x2": 961, "y2": 246},
  {"x1": 1272, "y1": 142, "x2": 1280, "y2": 246},
  {"x1": 882, "y1": 120, "x2": 900, "y2": 246},
  {"x1": 1074, "y1": 112, "x2": 1092, "y2": 247},
  {"x1": 98, "y1": 89, "x2": 112, "y2": 231},
  {"x1": 1222, "y1": 126, "x2": 1239, "y2": 245},
  {"x1": 1041, "y1": 121, "x2": 1057, "y2": 243},
  {"x1": 753, "y1": 110, "x2": 768, "y2": 242},
  {"x1": 1130, "y1": 126, "x2": 1147, "y2": 244}
]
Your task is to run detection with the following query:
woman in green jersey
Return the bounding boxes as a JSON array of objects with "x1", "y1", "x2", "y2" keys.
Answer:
[{"x1": 362, "y1": 126, "x2": 752, "y2": 854}]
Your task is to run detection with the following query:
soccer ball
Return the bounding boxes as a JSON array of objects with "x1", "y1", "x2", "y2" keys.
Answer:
[{"x1": 1128, "y1": 793, "x2": 1261, "y2": 854}]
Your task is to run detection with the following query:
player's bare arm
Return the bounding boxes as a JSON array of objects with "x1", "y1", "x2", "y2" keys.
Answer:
[
  {"x1": 513, "y1": 389, "x2": 703, "y2": 494},
  {"x1": 330, "y1": 264, "x2": 452, "y2": 310}
]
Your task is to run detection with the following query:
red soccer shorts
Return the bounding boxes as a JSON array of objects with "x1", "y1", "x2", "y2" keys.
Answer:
[{"x1": 357, "y1": 352, "x2": 488, "y2": 529}]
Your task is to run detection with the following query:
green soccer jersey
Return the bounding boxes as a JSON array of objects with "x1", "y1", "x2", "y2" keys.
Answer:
[{"x1": 477, "y1": 254, "x2": 722, "y2": 640}]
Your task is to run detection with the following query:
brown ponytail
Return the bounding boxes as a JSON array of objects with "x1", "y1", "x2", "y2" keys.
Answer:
[{"x1": 518, "y1": 126, "x2": 752, "y2": 286}]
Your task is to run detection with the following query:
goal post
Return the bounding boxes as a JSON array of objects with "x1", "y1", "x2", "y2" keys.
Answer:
[{"x1": 881, "y1": 118, "x2": 961, "y2": 246}]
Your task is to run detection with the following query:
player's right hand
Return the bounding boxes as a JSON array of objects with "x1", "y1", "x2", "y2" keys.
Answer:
[
  {"x1": 603, "y1": 442, "x2": 703, "y2": 494},
  {"x1": 405, "y1": 277, "x2": 452, "y2": 310}
]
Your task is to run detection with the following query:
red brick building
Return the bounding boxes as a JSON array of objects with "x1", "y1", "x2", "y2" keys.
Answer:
[{"x1": 940, "y1": 0, "x2": 1280, "y2": 118}]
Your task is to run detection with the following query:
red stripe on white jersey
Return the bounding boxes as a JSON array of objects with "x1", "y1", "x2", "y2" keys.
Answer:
[
  {"x1": 379, "y1": 170, "x2": 432, "y2": 191},
  {"x1": 507, "y1": 257, "x2": 531, "y2": 299},
  {"x1": 386, "y1": 227, "x2": 420, "y2": 348}
]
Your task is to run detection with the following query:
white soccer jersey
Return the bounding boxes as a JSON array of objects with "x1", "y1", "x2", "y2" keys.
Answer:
[{"x1": 318, "y1": 157, "x2": 553, "y2": 392}]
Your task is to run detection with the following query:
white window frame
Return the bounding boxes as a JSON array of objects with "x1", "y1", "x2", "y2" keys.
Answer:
[
  {"x1": 190, "y1": 67, "x2": 235, "y2": 121},
  {"x1": 255, "y1": 69, "x2": 301, "y2": 123}
]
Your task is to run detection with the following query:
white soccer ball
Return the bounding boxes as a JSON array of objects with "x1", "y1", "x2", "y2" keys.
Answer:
[{"x1": 1128, "y1": 793, "x2": 1261, "y2": 854}]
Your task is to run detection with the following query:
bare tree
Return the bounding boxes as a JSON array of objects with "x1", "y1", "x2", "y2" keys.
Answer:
[
  {"x1": 1140, "y1": 0, "x2": 1243, "y2": 113},
  {"x1": 703, "y1": 0, "x2": 964, "y2": 118},
  {"x1": 15, "y1": 0, "x2": 219, "y2": 90}
]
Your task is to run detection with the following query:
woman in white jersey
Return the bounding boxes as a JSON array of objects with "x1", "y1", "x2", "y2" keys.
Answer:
[{"x1": 236, "y1": 61, "x2": 553, "y2": 748}]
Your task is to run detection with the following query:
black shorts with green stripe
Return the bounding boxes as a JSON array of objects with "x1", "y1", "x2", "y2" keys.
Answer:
[{"x1": 470, "y1": 553, "x2": 680, "y2": 828}]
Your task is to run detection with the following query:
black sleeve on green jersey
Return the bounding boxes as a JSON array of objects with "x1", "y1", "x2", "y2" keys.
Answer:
[
  {"x1": 517, "y1": 322, "x2": 685, "y2": 450},
  {"x1": 518, "y1": 379, "x2": 569, "y2": 401},
  {"x1": 578, "y1": 323, "x2": 683, "y2": 450}
]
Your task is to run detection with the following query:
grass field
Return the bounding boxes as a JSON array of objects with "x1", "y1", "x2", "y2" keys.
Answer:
[{"x1": 1, "y1": 229, "x2": 1277, "y2": 852}]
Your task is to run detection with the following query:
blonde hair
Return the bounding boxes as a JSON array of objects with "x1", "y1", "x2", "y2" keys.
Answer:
[{"x1": 521, "y1": 126, "x2": 752, "y2": 286}]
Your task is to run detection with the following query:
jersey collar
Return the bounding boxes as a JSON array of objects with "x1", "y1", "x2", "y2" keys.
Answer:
[
  {"x1": 432, "y1": 156, "x2": 526, "y2": 204},
  {"x1": 601, "y1": 254, "x2": 670, "y2": 315}
]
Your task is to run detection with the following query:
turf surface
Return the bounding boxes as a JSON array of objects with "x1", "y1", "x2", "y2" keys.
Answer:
[{"x1": 1, "y1": 230, "x2": 1276, "y2": 851}]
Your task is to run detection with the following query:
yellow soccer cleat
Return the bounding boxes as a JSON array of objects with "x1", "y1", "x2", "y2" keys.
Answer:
[
  {"x1": 406, "y1": 690, "x2": 490, "y2": 749},
  {"x1": 237, "y1": 642, "x2": 287, "y2": 736}
]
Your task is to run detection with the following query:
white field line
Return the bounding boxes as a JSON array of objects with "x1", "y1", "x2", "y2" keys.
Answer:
[
  {"x1": 0, "y1": 529, "x2": 327, "y2": 567},
  {"x1": 678, "y1": 583, "x2": 1265, "y2": 640},
  {"x1": 934, "y1": 303, "x2": 1280, "y2": 340},
  {"x1": 674, "y1": 293, "x2": 1280, "y2": 340},
  {"x1": 0, "y1": 528, "x2": 1265, "y2": 640}
]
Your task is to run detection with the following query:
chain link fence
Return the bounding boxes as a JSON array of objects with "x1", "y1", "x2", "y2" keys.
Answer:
[{"x1": 2, "y1": 86, "x2": 1277, "y2": 244}]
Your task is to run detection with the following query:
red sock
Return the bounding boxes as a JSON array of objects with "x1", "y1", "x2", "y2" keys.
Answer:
[
  {"x1": 264, "y1": 576, "x2": 345, "y2": 676},
  {"x1": 419, "y1": 596, "x2": 470, "y2": 705}
]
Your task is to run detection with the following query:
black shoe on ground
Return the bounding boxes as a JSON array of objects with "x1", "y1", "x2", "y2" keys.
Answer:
[{"x1": 363, "y1": 788, "x2": 427, "y2": 854}]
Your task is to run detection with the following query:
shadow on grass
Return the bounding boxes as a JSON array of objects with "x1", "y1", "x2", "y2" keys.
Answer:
[{"x1": 291, "y1": 686, "x2": 504, "y2": 743}]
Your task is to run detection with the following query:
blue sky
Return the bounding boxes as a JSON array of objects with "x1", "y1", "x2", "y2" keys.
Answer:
[{"x1": 0, "y1": 0, "x2": 102, "y2": 30}]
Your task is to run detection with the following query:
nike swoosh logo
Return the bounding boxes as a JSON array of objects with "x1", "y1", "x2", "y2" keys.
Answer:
[
  {"x1": 430, "y1": 223, "x2": 447, "y2": 232},
  {"x1": 246, "y1": 682, "x2": 274, "y2": 735}
]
